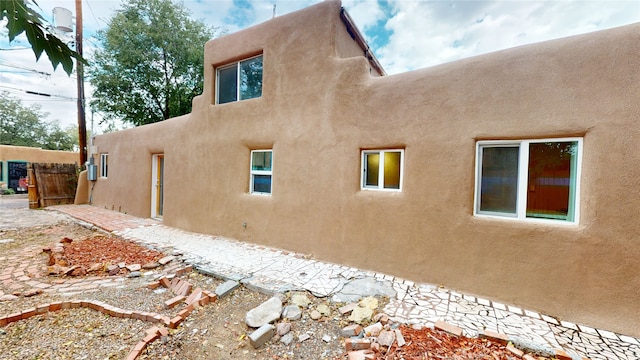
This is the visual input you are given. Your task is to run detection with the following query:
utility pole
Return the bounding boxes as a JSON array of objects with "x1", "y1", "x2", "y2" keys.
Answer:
[{"x1": 75, "y1": 0, "x2": 87, "y2": 167}]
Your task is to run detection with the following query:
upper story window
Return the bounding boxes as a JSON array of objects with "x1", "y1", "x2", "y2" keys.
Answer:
[
  {"x1": 100, "y1": 153, "x2": 108, "y2": 178},
  {"x1": 474, "y1": 138, "x2": 582, "y2": 223},
  {"x1": 361, "y1": 149, "x2": 404, "y2": 191},
  {"x1": 217, "y1": 55, "x2": 263, "y2": 104},
  {"x1": 250, "y1": 150, "x2": 272, "y2": 195}
]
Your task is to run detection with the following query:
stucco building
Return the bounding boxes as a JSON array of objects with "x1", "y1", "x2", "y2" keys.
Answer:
[
  {"x1": 0, "y1": 145, "x2": 78, "y2": 192},
  {"x1": 86, "y1": 1, "x2": 640, "y2": 337}
]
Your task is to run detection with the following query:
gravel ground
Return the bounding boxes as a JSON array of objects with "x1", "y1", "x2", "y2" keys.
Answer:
[{"x1": 0, "y1": 200, "x2": 553, "y2": 360}]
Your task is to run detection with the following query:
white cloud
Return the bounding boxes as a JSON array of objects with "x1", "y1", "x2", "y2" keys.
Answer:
[{"x1": 376, "y1": 0, "x2": 639, "y2": 74}]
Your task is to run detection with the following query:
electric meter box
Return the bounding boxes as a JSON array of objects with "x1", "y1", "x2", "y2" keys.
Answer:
[{"x1": 87, "y1": 165, "x2": 98, "y2": 181}]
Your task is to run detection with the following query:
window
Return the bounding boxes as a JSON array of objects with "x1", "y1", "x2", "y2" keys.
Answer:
[
  {"x1": 361, "y1": 149, "x2": 404, "y2": 191},
  {"x1": 100, "y1": 153, "x2": 108, "y2": 178},
  {"x1": 217, "y1": 55, "x2": 263, "y2": 104},
  {"x1": 250, "y1": 150, "x2": 272, "y2": 195},
  {"x1": 475, "y1": 139, "x2": 582, "y2": 223}
]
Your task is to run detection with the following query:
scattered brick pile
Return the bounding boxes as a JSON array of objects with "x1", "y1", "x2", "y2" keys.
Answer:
[{"x1": 43, "y1": 235, "x2": 164, "y2": 277}]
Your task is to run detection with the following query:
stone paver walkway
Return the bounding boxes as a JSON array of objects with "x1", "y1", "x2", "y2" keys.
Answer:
[{"x1": 50, "y1": 204, "x2": 640, "y2": 360}]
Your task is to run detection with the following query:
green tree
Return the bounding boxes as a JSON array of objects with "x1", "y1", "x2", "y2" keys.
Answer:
[
  {"x1": 0, "y1": 0, "x2": 85, "y2": 75},
  {"x1": 0, "y1": 91, "x2": 76, "y2": 150},
  {"x1": 89, "y1": 0, "x2": 217, "y2": 126}
]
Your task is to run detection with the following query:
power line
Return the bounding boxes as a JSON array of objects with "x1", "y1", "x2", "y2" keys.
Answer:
[{"x1": 0, "y1": 85, "x2": 77, "y2": 101}]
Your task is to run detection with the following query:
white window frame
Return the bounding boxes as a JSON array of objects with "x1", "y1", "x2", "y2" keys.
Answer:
[
  {"x1": 474, "y1": 138, "x2": 582, "y2": 224},
  {"x1": 250, "y1": 149, "x2": 273, "y2": 195},
  {"x1": 216, "y1": 54, "x2": 263, "y2": 104},
  {"x1": 100, "y1": 153, "x2": 108, "y2": 178},
  {"x1": 360, "y1": 149, "x2": 404, "y2": 192}
]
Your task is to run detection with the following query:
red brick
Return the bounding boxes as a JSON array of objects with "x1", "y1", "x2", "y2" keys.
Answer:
[
  {"x1": 61, "y1": 301, "x2": 71, "y2": 310},
  {"x1": 177, "y1": 303, "x2": 195, "y2": 319},
  {"x1": 125, "y1": 350, "x2": 140, "y2": 360},
  {"x1": 7, "y1": 313, "x2": 21, "y2": 324},
  {"x1": 506, "y1": 344, "x2": 524, "y2": 357},
  {"x1": 185, "y1": 288, "x2": 203, "y2": 305},
  {"x1": 21, "y1": 308, "x2": 36, "y2": 320},
  {"x1": 169, "y1": 316, "x2": 183, "y2": 329},
  {"x1": 0, "y1": 316, "x2": 7, "y2": 327},
  {"x1": 480, "y1": 330, "x2": 509, "y2": 345},
  {"x1": 170, "y1": 277, "x2": 180, "y2": 291},
  {"x1": 345, "y1": 338, "x2": 371, "y2": 351},
  {"x1": 146, "y1": 281, "x2": 161, "y2": 290},
  {"x1": 158, "y1": 327, "x2": 169, "y2": 337},
  {"x1": 129, "y1": 311, "x2": 142, "y2": 320},
  {"x1": 434, "y1": 320, "x2": 462, "y2": 336},
  {"x1": 36, "y1": 304, "x2": 49, "y2": 314},
  {"x1": 176, "y1": 265, "x2": 192, "y2": 276},
  {"x1": 70, "y1": 300, "x2": 82, "y2": 309},
  {"x1": 198, "y1": 295, "x2": 209, "y2": 306},
  {"x1": 554, "y1": 349, "x2": 572, "y2": 360},
  {"x1": 159, "y1": 277, "x2": 171, "y2": 288},
  {"x1": 342, "y1": 324, "x2": 363, "y2": 337},
  {"x1": 164, "y1": 295, "x2": 186, "y2": 309},
  {"x1": 49, "y1": 302, "x2": 62, "y2": 311},
  {"x1": 339, "y1": 303, "x2": 358, "y2": 315},
  {"x1": 523, "y1": 355, "x2": 536, "y2": 360},
  {"x1": 143, "y1": 332, "x2": 159, "y2": 343},
  {"x1": 133, "y1": 341, "x2": 146, "y2": 352}
]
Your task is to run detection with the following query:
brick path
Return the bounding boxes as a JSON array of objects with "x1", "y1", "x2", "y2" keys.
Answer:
[{"x1": 38, "y1": 205, "x2": 640, "y2": 359}]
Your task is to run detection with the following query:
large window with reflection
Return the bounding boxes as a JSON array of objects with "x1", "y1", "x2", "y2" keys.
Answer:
[
  {"x1": 216, "y1": 55, "x2": 263, "y2": 104},
  {"x1": 475, "y1": 138, "x2": 582, "y2": 223}
]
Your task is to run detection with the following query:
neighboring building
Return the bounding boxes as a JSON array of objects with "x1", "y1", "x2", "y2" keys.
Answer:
[
  {"x1": 0, "y1": 145, "x2": 78, "y2": 192},
  {"x1": 87, "y1": 1, "x2": 640, "y2": 337}
]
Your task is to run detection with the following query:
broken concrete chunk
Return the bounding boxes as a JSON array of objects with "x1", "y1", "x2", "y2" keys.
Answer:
[
  {"x1": 322, "y1": 334, "x2": 332, "y2": 343},
  {"x1": 158, "y1": 255, "x2": 176, "y2": 265},
  {"x1": 290, "y1": 292, "x2": 311, "y2": 308},
  {"x1": 142, "y1": 261, "x2": 160, "y2": 269},
  {"x1": 316, "y1": 303, "x2": 331, "y2": 316},
  {"x1": 246, "y1": 297, "x2": 283, "y2": 328},
  {"x1": 276, "y1": 322, "x2": 291, "y2": 336},
  {"x1": 215, "y1": 280, "x2": 239, "y2": 298},
  {"x1": 342, "y1": 324, "x2": 363, "y2": 337},
  {"x1": 364, "y1": 322, "x2": 383, "y2": 337},
  {"x1": 349, "y1": 306, "x2": 373, "y2": 324},
  {"x1": 249, "y1": 324, "x2": 274, "y2": 349},
  {"x1": 125, "y1": 264, "x2": 141, "y2": 272},
  {"x1": 281, "y1": 305, "x2": 301, "y2": 320},
  {"x1": 394, "y1": 329, "x2": 405, "y2": 347},
  {"x1": 310, "y1": 310, "x2": 322, "y2": 320},
  {"x1": 280, "y1": 333, "x2": 294, "y2": 345},
  {"x1": 298, "y1": 333, "x2": 311, "y2": 342},
  {"x1": 377, "y1": 330, "x2": 396, "y2": 347}
]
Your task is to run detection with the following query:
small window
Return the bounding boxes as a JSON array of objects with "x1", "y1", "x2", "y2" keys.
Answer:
[
  {"x1": 250, "y1": 150, "x2": 272, "y2": 195},
  {"x1": 361, "y1": 149, "x2": 404, "y2": 191},
  {"x1": 475, "y1": 138, "x2": 582, "y2": 223},
  {"x1": 100, "y1": 153, "x2": 108, "y2": 178},
  {"x1": 217, "y1": 55, "x2": 263, "y2": 104}
]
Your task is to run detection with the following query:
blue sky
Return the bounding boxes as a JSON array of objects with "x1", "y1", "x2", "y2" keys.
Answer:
[{"x1": 1, "y1": 0, "x2": 638, "y2": 130}]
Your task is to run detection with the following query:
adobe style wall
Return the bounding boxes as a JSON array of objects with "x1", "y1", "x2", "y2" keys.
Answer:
[
  {"x1": 0, "y1": 145, "x2": 79, "y2": 187},
  {"x1": 0, "y1": 145, "x2": 78, "y2": 164},
  {"x1": 90, "y1": 1, "x2": 640, "y2": 336}
]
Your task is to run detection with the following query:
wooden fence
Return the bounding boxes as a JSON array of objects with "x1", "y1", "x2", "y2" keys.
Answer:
[{"x1": 28, "y1": 163, "x2": 78, "y2": 208}]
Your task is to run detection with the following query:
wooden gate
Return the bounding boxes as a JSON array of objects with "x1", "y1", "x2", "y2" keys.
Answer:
[{"x1": 28, "y1": 163, "x2": 78, "y2": 208}]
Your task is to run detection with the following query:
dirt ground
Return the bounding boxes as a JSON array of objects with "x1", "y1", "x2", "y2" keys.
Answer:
[{"x1": 0, "y1": 201, "x2": 549, "y2": 360}]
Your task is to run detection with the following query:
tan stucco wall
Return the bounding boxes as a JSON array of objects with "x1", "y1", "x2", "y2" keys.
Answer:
[
  {"x1": 0, "y1": 145, "x2": 79, "y2": 164},
  {"x1": 90, "y1": 1, "x2": 640, "y2": 337}
]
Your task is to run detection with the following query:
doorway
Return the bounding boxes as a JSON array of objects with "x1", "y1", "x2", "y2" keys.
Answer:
[{"x1": 151, "y1": 154, "x2": 164, "y2": 218}]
